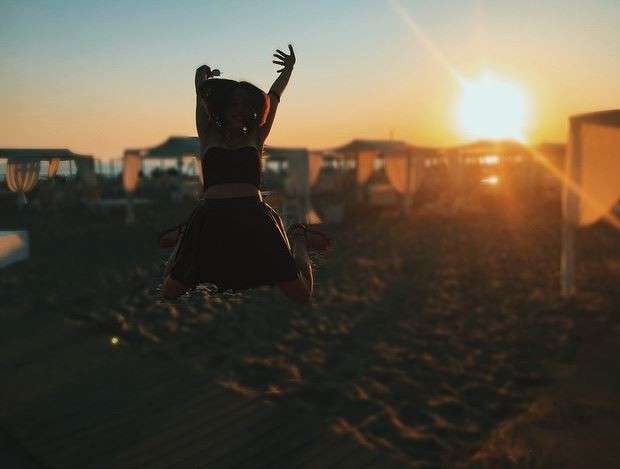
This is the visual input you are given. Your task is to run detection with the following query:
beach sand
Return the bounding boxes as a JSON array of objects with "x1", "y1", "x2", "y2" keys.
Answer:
[{"x1": 1, "y1": 192, "x2": 619, "y2": 467}]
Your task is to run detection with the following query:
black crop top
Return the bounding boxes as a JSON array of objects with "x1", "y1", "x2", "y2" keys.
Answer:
[{"x1": 201, "y1": 146, "x2": 261, "y2": 189}]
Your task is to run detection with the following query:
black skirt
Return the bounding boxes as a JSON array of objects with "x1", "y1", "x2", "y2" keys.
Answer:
[{"x1": 168, "y1": 195, "x2": 301, "y2": 292}]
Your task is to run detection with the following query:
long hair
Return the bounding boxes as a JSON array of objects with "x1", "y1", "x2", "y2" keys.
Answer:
[{"x1": 197, "y1": 79, "x2": 270, "y2": 136}]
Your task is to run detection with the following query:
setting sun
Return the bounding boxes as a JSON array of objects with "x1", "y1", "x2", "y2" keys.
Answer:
[{"x1": 457, "y1": 71, "x2": 530, "y2": 142}]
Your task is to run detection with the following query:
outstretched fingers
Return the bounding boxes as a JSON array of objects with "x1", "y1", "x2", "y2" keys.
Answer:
[
  {"x1": 196, "y1": 64, "x2": 221, "y2": 81},
  {"x1": 272, "y1": 44, "x2": 296, "y2": 73}
]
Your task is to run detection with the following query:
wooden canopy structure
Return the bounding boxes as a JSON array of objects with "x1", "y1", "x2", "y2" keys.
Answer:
[
  {"x1": 561, "y1": 110, "x2": 620, "y2": 296},
  {"x1": 0, "y1": 148, "x2": 95, "y2": 177},
  {"x1": 441, "y1": 140, "x2": 531, "y2": 158},
  {"x1": 122, "y1": 137, "x2": 319, "y2": 223},
  {"x1": 124, "y1": 136, "x2": 201, "y2": 172},
  {"x1": 0, "y1": 148, "x2": 93, "y2": 161},
  {"x1": 1, "y1": 148, "x2": 96, "y2": 207},
  {"x1": 329, "y1": 139, "x2": 438, "y2": 213}
]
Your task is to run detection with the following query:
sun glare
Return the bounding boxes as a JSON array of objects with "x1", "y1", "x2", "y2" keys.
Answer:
[
  {"x1": 457, "y1": 71, "x2": 529, "y2": 142},
  {"x1": 481, "y1": 175, "x2": 499, "y2": 185}
]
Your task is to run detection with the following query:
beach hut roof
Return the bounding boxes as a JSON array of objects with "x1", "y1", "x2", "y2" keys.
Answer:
[
  {"x1": 441, "y1": 139, "x2": 531, "y2": 157},
  {"x1": 332, "y1": 139, "x2": 437, "y2": 157},
  {"x1": 571, "y1": 109, "x2": 620, "y2": 127},
  {"x1": 333, "y1": 139, "x2": 410, "y2": 154},
  {"x1": 125, "y1": 136, "x2": 201, "y2": 159},
  {"x1": 0, "y1": 148, "x2": 93, "y2": 162},
  {"x1": 125, "y1": 136, "x2": 308, "y2": 160}
]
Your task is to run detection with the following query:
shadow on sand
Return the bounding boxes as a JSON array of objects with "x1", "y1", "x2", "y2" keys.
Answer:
[{"x1": 2, "y1": 197, "x2": 619, "y2": 466}]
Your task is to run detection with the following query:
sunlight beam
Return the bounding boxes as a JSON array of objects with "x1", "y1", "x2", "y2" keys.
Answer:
[
  {"x1": 529, "y1": 147, "x2": 620, "y2": 230},
  {"x1": 388, "y1": 0, "x2": 465, "y2": 85}
]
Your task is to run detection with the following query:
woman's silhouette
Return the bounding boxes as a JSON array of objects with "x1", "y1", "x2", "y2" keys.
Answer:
[{"x1": 160, "y1": 45, "x2": 329, "y2": 304}]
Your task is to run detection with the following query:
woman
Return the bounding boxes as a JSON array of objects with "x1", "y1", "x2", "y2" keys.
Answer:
[{"x1": 161, "y1": 44, "x2": 330, "y2": 305}]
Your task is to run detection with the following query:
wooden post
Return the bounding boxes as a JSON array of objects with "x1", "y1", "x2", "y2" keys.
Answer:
[
  {"x1": 355, "y1": 152, "x2": 364, "y2": 204},
  {"x1": 561, "y1": 118, "x2": 581, "y2": 297},
  {"x1": 561, "y1": 217, "x2": 575, "y2": 297},
  {"x1": 403, "y1": 152, "x2": 412, "y2": 215}
]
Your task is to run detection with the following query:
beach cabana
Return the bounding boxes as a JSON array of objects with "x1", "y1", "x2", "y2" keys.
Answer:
[
  {"x1": 124, "y1": 136, "x2": 202, "y2": 176},
  {"x1": 333, "y1": 139, "x2": 409, "y2": 186},
  {"x1": 0, "y1": 149, "x2": 92, "y2": 265},
  {"x1": 262, "y1": 146, "x2": 321, "y2": 224},
  {"x1": 0, "y1": 148, "x2": 96, "y2": 178},
  {"x1": 441, "y1": 140, "x2": 534, "y2": 187},
  {"x1": 123, "y1": 137, "x2": 320, "y2": 224},
  {"x1": 123, "y1": 137, "x2": 203, "y2": 223},
  {"x1": 442, "y1": 140, "x2": 531, "y2": 163},
  {"x1": 332, "y1": 139, "x2": 435, "y2": 214},
  {"x1": 122, "y1": 137, "x2": 203, "y2": 214},
  {"x1": 0, "y1": 148, "x2": 95, "y2": 207},
  {"x1": 561, "y1": 110, "x2": 620, "y2": 296}
]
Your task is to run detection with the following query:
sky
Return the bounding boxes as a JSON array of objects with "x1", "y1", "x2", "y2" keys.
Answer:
[{"x1": 2, "y1": 0, "x2": 619, "y2": 158}]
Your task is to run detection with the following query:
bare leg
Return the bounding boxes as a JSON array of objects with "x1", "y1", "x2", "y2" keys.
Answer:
[
  {"x1": 291, "y1": 234, "x2": 313, "y2": 296},
  {"x1": 161, "y1": 237, "x2": 190, "y2": 300},
  {"x1": 278, "y1": 234, "x2": 313, "y2": 305},
  {"x1": 163, "y1": 237, "x2": 182, "y2": 278}
]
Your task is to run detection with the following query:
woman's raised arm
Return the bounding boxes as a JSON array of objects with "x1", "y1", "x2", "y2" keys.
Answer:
[
  {"x1": 195, "y1": 65, "x2": 220, "y2": 148},
  {"x1": 270, "y1": 44, "x2": 295, "y2": 98},
  {"x1": 260, "y1": 45, "x2": 295, "y2": 142}
]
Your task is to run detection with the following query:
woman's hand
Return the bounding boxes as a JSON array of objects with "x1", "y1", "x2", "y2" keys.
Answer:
[
  {"x1": 272, "y1": 45, "x2": 295, "y2": 74},
  {"x1": 196, "y1": 65, "x2": 221, "y2": 79},
  {"x1": 195, "y1": 65, "x2": 220, "y2": 90},
  {"x1": 262, "y1": 44, "x2": 295, "y2": 141}
]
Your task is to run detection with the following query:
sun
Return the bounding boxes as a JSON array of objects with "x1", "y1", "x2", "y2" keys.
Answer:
[{"x1": 457, "y1": 71, "x2": 530, "y2": 142}]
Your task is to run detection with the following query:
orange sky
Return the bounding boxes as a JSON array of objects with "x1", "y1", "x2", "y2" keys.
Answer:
[{"x1": 2, "y1": 0, "x2": 619, "y2": 158}]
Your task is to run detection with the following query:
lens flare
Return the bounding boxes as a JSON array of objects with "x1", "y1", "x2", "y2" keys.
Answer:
[
  {"x1": 458, "y1": 71, "x2": 530, "y2": 141},
  {"x1": 481, "y1": 175, "x2": 499, "y2": 185},
  {"x1": 388, "y1": 2, "x2": 531, "y2": 143}
]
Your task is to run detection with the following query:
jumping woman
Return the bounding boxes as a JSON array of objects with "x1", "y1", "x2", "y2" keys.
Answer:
[{"x1": 160, "y1": 44, "x2": 330, "y2": 305}]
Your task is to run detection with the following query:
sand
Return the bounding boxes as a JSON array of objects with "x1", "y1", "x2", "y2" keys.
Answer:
[{"x1": 1, "y1": 190, "x2": 619, "y2": 467}]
